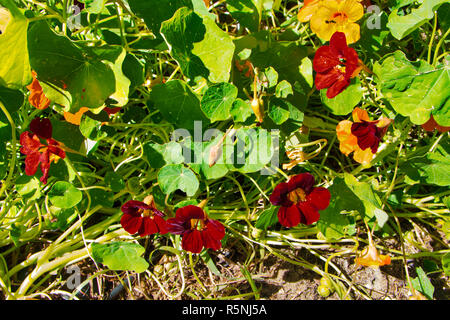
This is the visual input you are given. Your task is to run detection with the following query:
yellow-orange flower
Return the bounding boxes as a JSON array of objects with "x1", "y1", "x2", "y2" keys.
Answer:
[
  {"x1": 355, "y1": 243, "x2": 391, "y2": 267},
  {"x1": 63, "y1": 107, "x2": 90, "y2": 125},
  {"x1": 309, "y1": 0, "x2": 364, "y2": 44},
  {"x1": 26, "y1": 71, "x2": 51, "y2": 110},
  {"x1": 336, "y1": 108, "x2": 392, "y2": 165}
]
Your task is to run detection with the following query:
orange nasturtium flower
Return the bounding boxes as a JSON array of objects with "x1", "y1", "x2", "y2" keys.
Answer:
[
  {"x1": 336, "y1": 108, "x2": 392, "y2": 165},
  {"x1": 355, "y1": 232, "x2": 391, "y2": 268},
  {"x1": 309, "y1": 0, "x2": 364, "y2": 44},
  {"x1": 26, "y1": 71, "x2": 51, "y2": 110}
]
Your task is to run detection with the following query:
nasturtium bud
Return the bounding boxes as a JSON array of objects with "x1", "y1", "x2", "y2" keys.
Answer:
[
  {"x1": 317, "y1": 284, "x2": 331, "y2": 298},
  {"x1": 251, "y1": 98, "x2": 264, "y2": 123},
  {"x1": 320, "y1": 277, "x2": 333, "y2": 289}
]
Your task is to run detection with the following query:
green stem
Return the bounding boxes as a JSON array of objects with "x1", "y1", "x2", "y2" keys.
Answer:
[
  {"x1": 432, "y1": 28, "x2": 450, "y2": 66},
  {"x1": 0, "y1": 101, "x2": 17, "y2": 200},
  {"x1": 427, "y1": 12, "x2": 437, "y2": 65}
]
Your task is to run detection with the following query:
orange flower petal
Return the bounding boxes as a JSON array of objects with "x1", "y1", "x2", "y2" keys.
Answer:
[
  {"x1": 26, "y1": 72, "x2": 51, "y2": 110},
  {"x1": 352, "y1": 107, "x2": 370, "y2": 122},
  {"x1": 353, "y1": 146, "x2": 374, "y2": 165},
  {"x1": 336, "y1": 120, "x2": 358, "y2": 155},
  {"x1": 63, "y1": 107, "x2": 90, "y2": 126},
  {"x1": 356, "y1": 244, "x2": 391, "y2": 267}
]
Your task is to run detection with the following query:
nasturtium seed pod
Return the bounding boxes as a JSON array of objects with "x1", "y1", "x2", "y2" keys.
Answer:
[
  {"x1": 320, "y1": 277, "x2": 333, "y2": 289},
  {"x1": 317, "y1": 284, "x2": 331, "y2": 298},
  {"x1": 251, "y1": 98, "x2": 264, "y2": 123}
]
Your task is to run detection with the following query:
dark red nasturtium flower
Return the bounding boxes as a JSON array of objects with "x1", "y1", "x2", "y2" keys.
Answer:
[
  {"x1": 120, "y1": 197, "x2": 168, "y2": 237},
  {"x1": 20, "y1": 117, "x2": 66, "y2": 184},
  {"x1": 351, "y1": 117, "x2": 391, "y2": 154},
  {"x1": 166, "y1": 205, "x2": 225, "y2": 254},
  {"x1": 269, "y1": 173, "x2": 331, "y2": 227},
  {"x1": 313, "y1": 31, "x2": 362, "y2": 99}
]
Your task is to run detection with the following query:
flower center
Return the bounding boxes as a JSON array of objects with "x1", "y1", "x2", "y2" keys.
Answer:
[
  {"x1": 190, "y1": 218, "x2": 205, "y2": 231},
  {"x1": 287, "y1": 188, "x2": 307, "y2": 203},
  {"x1": 330, "y1": 12, "x2": 348, "y2": 24},
  {"x1": 139, "y1": 209, "x2": 153, "y2": 218}
]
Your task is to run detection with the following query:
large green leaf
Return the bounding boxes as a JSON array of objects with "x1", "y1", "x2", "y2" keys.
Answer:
[
  {"x1": 400, "y1": 152, "x2": 450, "y2": 186},
  {"x1": 157, "y1": 164, "x2": 199, "y2": 196},
  {"x1": 387, "y1": 0, "x2": 448, "y2": 40},
  {"x1": 143, "y1": 141, "x2": 185, "y2": 169},
  {"x1": 374, "y1": 51, "x2": 450, "y2": 126},
  {"x1": 344, "y1": 173, "x2": 389, "y2": 228},
  {"x1": 317, "y1": 178, "x2": 360, "y2": 240},
  {"x1": 0, "y1": 86, "x2": 24, "y2": 114},
  {"x1": 148, "y1": 79, "x2": 209, "y2": 130},
  {"x1": 0, "y1": 0, "x2": 31, "y2": 88},
  {"x1": 160, "y1": 7, "x2": 235, "y2": 83},
  {"x1": 91, "y1": 242, "x2": 149, "y2": 273},
  {"x1": 27, "y1": 21, "x2": 116, "y2": 112},
  {"x1": 91, "y1": 46, "x2": 131, "y2": 107},
  {"x1": 235, "y1": 31, "x2": 311, "y2": 108},
  {"x1": 200, "y1": 82, "x2": 237, "y2": 122},
  {"x1": 320, "y1": 78, "x2": 363, "y2": 116},
  {"x1": 128, "y1": 0, "x2": 193, "y2": 37},
  {"x1": 226, "y1": 0, "x2": 260, "y2": 32}
]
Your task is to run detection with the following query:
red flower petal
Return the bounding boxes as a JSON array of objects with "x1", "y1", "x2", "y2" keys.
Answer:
[
  {"x1": 182, "y1": 229, "x2": 203, "y2": 254},
  {"x1": 24, "y1": 152, "x2": 41, "y2": 176},
  {"x1": 202, "y1": 222, "x2": 224, "y2": 251},
  {"x1": 277, "y1": 205, "x2": 301, "y2": 228},
  {"x1": 39, "y1": 149, "x2": 51, "y2": 184},
  {"x1": 287, "y1": 173, "x2": 315, "y2": 194},
  {"x1": 351, "y1": 121, "x2": 380, "y2": 153},
  {"x1": 326, "y1": 75, "x2": 351, "y2": 99},
  {"x1": 166, "y1": 217, "x2": 186, "y2": 235},
  {"x1": 30, "y1": 117, "x2": 52, "y2": 139},
  {"x1": 205, "y1": 219, "x2": 225, "y2": 241},
  {"x1": 269, "y1": 182, "x2": 292, "y2": 207},
  {"x1": 313, "y1": 46, "x2": 339, "y2": 73},
  {"x1": 177, "y1": 205, "x2": 205, "y2": 221},
  {"x1": 154, "y1": 215, "x2": 168, "y2": 235},
  {"x1": 315, "y1": 68, "x2": 343, "y2": 91},
  {"x1": 307, "y1": 187, "x2": 331, "y2": 210},
  {"x1": 120, "y1": 212, "x2": 143, "y2": 235},
  {"x1": 138, "y1": 217, "x2": 158, "y2": 237},
  {"x1": 329, "y1": 32, "x2": 348, "y2": 53},
  {"x1": 20, "y1": 131, "x2": 41, "y2": 155},
  {"x1": 48, "y1": 144, "x2": 66, "y2": 160},
  {"x1": 297, "y1": 201, "x2": 320, "y2": 225},
  {"x1": 121, "y1": 200, "x2": 151, "y2": 216}
]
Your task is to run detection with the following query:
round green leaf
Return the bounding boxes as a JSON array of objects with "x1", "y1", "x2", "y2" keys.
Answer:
[
  {"x1": 149, "y1": 80, "x2": 209, "y2": 130},
  {"x1": 320, "y1": 78, "x2": 363, "y2": 116},
  {"x1": 160, "y1": 7, "x2": 235, "y2": 83},
  {"x1": 91, "y1": 242, "x2": 149, "y2": 273},
  {"x1": 374, "y1": 51, "x2": 450, "y2": 126},
  {"x1": 48, "y1": 181, "x2": 82, "y2": 208},
  {"x1": 201, "y1": 82, "x2": 238, "y2": 122},
  {"x1": 157, "y1": 164, "x2": 199, "y2": 196}
]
